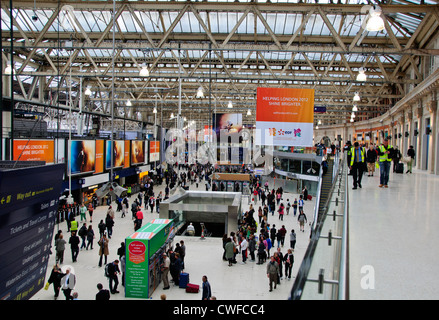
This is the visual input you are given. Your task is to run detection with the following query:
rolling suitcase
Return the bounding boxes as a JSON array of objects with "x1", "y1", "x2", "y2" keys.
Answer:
[
  {"x1": 396, "y1": 162, "x2": 404, "y2": 174},
  {"x1": 185, "y1": 283, "x2": 200, "y2": 293},
  {"x1": 307, "y1": 195, "x2": 312, "y2": 200},
  {"x1": 179, "y1": 272, "x2": 190, "y2": 288}
]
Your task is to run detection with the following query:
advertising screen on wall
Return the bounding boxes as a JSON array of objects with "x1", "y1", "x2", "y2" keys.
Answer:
[
  {"x1": 95, "y1": 140, "x2": 104, "y2": 174},
  {"x1": 105, "y1": 140, "x2": 124, "y2": 169},
  {"x1": 131, "y1": 140, "x2": 145, "y2": 165},
  {"x1": 70, "y1": 140, "x2": 96, "y2": 175},
  {"x1": 213, "y1": 113, "x2": 242, "y2": 140},
  {"x1": 256, "y1": 87, "x2": 314, "y2": 147},
  {"x1": 13, "y1": 139, "x2": 55, "y2": 164},
  {"x1": 124, "y1": 140, "x2": 130, "y2": 168}
]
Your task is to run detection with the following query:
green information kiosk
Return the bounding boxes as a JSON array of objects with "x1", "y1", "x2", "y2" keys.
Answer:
[{"x1": 125, "y1": 218, "x2": 175, "y2": 299}]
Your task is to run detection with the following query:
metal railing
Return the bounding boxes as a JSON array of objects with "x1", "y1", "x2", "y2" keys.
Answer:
[{"x1": 289, "y1": 154, "x2": 349, "y2": 300}]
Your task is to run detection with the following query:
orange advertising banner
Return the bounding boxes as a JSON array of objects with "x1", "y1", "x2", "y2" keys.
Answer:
[
  {"x1": 256, "y1": 87, "x2": 314, "y2": 123},
  {"x1": 13, "y1": 139, "x2": 55, "y2": 164},
  {"x1": 124, "y1": 140, "x2": 130, "y2": 168},
  {"x1": 95, "y1": 140, "x2": 104, "y2": 174},
  {"x1": 150, "y1": 141, "x2": 160, "y2": 162}
]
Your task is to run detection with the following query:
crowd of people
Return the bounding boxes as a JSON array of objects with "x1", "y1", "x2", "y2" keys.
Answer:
[
  {"x1": 45, "y1": 161, "x2": 312, "y2": 299},
  {"x1": 345, "y1": 138, "x2": 416, "y2": 189}
]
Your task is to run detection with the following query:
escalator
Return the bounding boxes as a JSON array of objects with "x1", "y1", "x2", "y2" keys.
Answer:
[{"x1": 318, "y1": 158, "x2": 334, "y2": 216}]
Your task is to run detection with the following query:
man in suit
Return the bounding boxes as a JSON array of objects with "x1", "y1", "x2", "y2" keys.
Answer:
[
  {"x1": 96, "y1": 283, "x2": 110, "y2": 300},
  {"x1": 61, "y1": 268, "x2": 76, "y2": 300},
  {"x1": 108, "y1": 260, "x2": 121, "y2": 294}
]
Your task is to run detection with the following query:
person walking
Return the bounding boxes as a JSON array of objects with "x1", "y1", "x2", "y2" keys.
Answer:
[
  {"x1": 290, "y1": 229, "x2": 297, "y2": 250},
  {"x1": 298, "y1": 196, "x2": 304, "y2": 214},
  {"x1": 98, "y1": 234, "x2": 109, "y2": 267},
  {"x1": 407, "y1": 145, "x2": 415, "y2": 174},
  {"x1": 366, "y1": 144, "x2": 377, "y2": 177},
  {"x1": 107, "y1": 260, "x2": 121, "y2": 294},
  {"x1": 47, "y1": 264, "x2": 64, "y2": 300},
  {"x1": 377, "y1": 137, "x2": 394, "y2": 188},
  {"x1": 69, "y1": 231, "x2": 80, "y2": 262},
  {"x1": 298, "y1": 211, "x2": 307, "y2": 232},
  {"x1": 349, "y1": 142, "x2": 365, "y2": 189},
  {"x1": 55, "y1": 233, "x2": 66, "y2": 264},
  {"x1": 87, "y1": 202, "x2": 94, "y2": 223},
  {"x1": 292, "y1": 198, "x2": 298, "y2": 216},
  {"x1": 266, "y1": 256, "x2": 279, "y2": 292},
  {"x1": 284, "y1": 249, "x2": 295, "y2": 280},
  {"x1": 105, "y1": 213, "x2": 114, "y2": 239},
  {"x1": 86, "y1": 225, "x2": 95, "y2": 250},
  {"x1": 202, "y1": 275, "x2": 212, "y2": 300},
  {"x1": 61, "y1": 267, "x2": 76, "y2": 300},
  {"x1": 78, "y1": 223, "x2": 87, "y2": 250},
  {"x1": 79, "y1": 203, "x2": 87, "y2": 222}
]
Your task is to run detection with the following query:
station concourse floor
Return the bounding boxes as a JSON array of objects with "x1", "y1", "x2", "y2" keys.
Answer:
[
  {"x1": 32, "y1": 177, "x2": 314, "y2": 301},
  {"x1": 348, "y1": 166, "x2": 439, "y2": 300}
]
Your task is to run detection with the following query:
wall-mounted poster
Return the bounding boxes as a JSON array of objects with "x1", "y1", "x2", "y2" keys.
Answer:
[
  {"x1": 95, "y1": 140, "x2": 104, "y2": 174},
  {"x1": 131, "y1": 140, "x2": 145, "y2": 165},
  {"x1": 13, "y1": 139, "x2": 55, "y2": 164},
  {"x1": 150, "y1": 141, "x2": 160, "y2": 162},
  {"x1": 256, "y1": 87, "x2": 314, "y2": 147},
  {"x1": 70, "y1": 140, "x2": 96, "y2": 175},
  {"x1": 105, "y1": 140, "x2": 125, "y2": 169},
  {"x1": 124, "y1": 140, "x2": 130, "y2": 168}
]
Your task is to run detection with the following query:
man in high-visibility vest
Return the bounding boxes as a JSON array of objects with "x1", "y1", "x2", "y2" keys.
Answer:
[
  {"x1": 377, "y1": 138, "x2": 394, "y2": 188},
  {"x1": 349, "y1": 142, "x2": 365, "y2": 189}
]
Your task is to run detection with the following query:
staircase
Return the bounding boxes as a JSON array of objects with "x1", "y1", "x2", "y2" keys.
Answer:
[{"x1": 318, "y1": 158, "x2": 334, "y2": 216}]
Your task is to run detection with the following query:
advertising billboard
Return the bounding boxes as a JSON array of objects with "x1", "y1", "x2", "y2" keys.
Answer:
[
  {"x1": 150, "y1": 141, "x2": 160, "y2": 162},
  {"x1": 105, "y1": 140, "x2": 125, "y2": 169},
  {"x1": 13, "y1": 139, "x2": 55, "y2": 164},
  {"x1": 213, "y1": 113, "x2": 242, "y2": 139},
  {"x1": 70, "y1": 140, "x2": 96, "y2": 175},
  {"x1": 94, "y1": 140, "x2": 104, "y2": 174},
  {"x1": 256, "y1": 87, "x2": 314, "y2": 146},
  {"x1": 131, "y1": 140, "x2": 145, "y2": 165},
  {"x1": 124, "y1": 140, "x2": 130, "y2": 168}
]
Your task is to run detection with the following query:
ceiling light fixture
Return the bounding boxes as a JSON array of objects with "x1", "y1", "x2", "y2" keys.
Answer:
[
  {"x1": 196, "y1": 86, "x2": 204, "y2": 98},
  {"x1": 353, "y1": 93, "x2": 361, "y2": 102},
  {"x1": 4, "y1": 62, "x2": 12, "y2": 75},
  {"x1": 228, "y1": 101, "x2": 233, "y2": 108},
  {"x1": 356, "y1": 67, "x2": 367, "y2": 81},
  {"x1": 366, "y1": 6, "x2": 385, "y2": 32},
  {"x1": 153, "y1": 107, "x2": 157, "y2": 114},
  {"x1": 139, "y1": 63, "x2": 149, "y2": 77},
  {"x1": 84, "y1": 86, "x2": 92, "y2": 96},
  {"x1": 126, "y1": 100, "x2": 132, "y2": 107},
  {"x1": 352, "y1": 105, "x2": 358, "y2": 112},
  {"x1": 247, "y1": 109, "x2": 251, "y2": 116}
]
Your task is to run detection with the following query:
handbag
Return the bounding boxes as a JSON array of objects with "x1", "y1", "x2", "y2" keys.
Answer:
[{"x1": 44, "y1": 282, "x2": 50, "y2": 290}]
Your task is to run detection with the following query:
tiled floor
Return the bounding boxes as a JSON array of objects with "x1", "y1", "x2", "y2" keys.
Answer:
[
  {"x1": 348, "y1": 166, "x2": 439, "y2": 299},
  {"x1": 32, "y1": 176, "x2": 314, "y2": 300}
]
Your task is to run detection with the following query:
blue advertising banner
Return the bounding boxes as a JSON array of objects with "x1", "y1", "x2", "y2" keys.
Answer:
[{"x1": 0, "y1": 164, "x2": 64, "y2": 300}]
